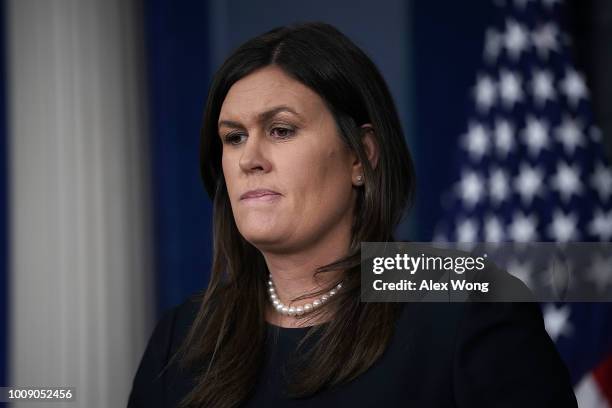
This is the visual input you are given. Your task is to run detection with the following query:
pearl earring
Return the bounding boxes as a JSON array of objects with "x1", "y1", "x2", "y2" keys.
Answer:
[{"x1": 355, "y1": 175, "x2": 364, "y2": 185}]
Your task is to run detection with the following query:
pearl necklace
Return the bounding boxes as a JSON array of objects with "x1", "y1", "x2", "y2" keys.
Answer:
[{"x1": 267, "y1": 274, "x2": 343, "y2": 316}]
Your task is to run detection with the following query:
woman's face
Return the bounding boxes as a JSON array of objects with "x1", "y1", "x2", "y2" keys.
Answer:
[{"x1": 219, "y1": 65, "x2": 358, "y2": 253}]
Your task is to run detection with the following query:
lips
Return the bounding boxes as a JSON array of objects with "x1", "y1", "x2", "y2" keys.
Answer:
[{"x1": 240, "y1": 189, "x2": 281, "y2": 200}]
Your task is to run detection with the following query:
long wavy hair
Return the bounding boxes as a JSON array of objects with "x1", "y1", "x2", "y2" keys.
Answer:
[{"x1": 175, "y1": 22, "x2": 416, "y2": 408}]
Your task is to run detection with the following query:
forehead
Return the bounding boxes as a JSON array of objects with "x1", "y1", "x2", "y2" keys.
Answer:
[{"x1": 219, "y1": 65, "x2": 326, "y2": 123}]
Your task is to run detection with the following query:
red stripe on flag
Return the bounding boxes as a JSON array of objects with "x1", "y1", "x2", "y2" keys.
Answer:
[{"x1": 593, "y1": 353, "x2": 612, "y2": 404}]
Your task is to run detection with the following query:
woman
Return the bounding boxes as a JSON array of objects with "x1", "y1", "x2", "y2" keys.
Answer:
[{"x1": 128, "y1": 22, "x2": 577, "y2": 407}]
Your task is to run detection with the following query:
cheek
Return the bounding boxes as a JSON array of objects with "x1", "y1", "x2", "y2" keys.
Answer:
[
  {"x1": 221, "y1": 153, "x2": 237, "y2": 192},
  {"x1": 293, "y1": 148, "x2": 353, "y2": 214},
  {"x1": 221, "y1": 153, "x2": 244, "y2": 219}
]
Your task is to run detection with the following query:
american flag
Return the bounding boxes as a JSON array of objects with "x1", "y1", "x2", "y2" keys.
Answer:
[{"x1": 433, "y1": 0, "x2": 612, "y2": 406}]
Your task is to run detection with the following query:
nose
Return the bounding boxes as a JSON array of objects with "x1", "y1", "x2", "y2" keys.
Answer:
[{"x1": 239, "y1": 132, "x2": 272, "y2": 174}]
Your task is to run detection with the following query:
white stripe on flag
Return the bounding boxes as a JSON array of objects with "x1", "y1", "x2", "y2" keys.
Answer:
[{"x1": 575, "y1": 373, "x2": 611, "y2": 408}]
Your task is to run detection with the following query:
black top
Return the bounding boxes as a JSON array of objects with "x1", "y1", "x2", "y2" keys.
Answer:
[{"x1": 128, "y1": 295, "x2": 578, "y2": 407}]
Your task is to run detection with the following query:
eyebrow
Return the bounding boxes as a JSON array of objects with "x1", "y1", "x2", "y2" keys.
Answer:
[{"x1": 218, "y1": 105, "x2": 303, "y2": 130}]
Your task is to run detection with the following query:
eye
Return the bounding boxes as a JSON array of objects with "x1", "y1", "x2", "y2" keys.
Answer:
[
  {"x1": 270, "y1": 127, "x2": 295, "y2": 139},
  {"x1": 222, "y1": 132, "x2": 247, "y2": 145}
]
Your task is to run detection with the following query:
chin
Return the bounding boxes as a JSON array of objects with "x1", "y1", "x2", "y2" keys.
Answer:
[{"x1": 239, "y1": 226, "x2": 284, "y2": 247}]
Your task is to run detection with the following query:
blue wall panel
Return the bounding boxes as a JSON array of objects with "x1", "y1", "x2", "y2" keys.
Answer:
[
  {"x1": 411, "y1": 0, "x2": 496, "y2": 239},
  {"x1": 144, "y1": 0, "x2": 212, "y2": 315}
]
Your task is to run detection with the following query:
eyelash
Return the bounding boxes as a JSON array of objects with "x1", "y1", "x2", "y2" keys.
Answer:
[{"x1": 222, "y1": 126, "x2": 295, "y2": 145}]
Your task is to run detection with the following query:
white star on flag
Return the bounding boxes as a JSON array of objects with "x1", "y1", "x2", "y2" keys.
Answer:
[
  {"x1": 531, "y1": 23, "x2": 560, "y2": 59},
  {"x1": 484, "y1": 28, "x2": 504, "y2": 63},
  {"x1": 489, "y1": 167, "x2": 511, "y2": 205},
  {"x1": 509, "y1": 211, "x2": 538, "y2": 242},
  {"x1": 504, "y1": 19, "x2": 530, "y2": 60},
  {"x1": 560, "y1": 68, "x2": 589, "y2": 107},
  {"x1": 462, "y1": 121, "x2": 490, "y2": 161},
  {"x1": 515, "y1": 162, "x2": 545, "y2": 205},
  {"x1": 540, "y1": 254, "x2": 573, "y2": 296},
  {"x1": 543, "y1": 303, "x2": 573, "y2": 342},
  {"x1": 588, "y1": 209, "x2": 612, "y2": 241},
  {"x1": 484, "y1": 214, "x2": 505, "y2": 243},
  {"x1": 507, "y1": 258, "x2": 534, "y2": 288},
  {"x1": 530, "y1": 69, "x2": 556, "y2": 106},
  {"x1": 456, "y1": 218, "x2": 478, "y2": 243},
  {"x1": 547, "y1": 210, "x2": 579, "y2": 242},
  {"x1": 586, "y1": 253, "x2": 612, "y2": 293},
  {"x1": 473, "y1": 74, "x2": 497, "y2": 112},
  {"x1": 555, "y1": 116, "x2": 584, "y2": 155},
  {"x1": 521, "y1": 115, "x2": 550, "y2": 157},
  {"x1": 499, "y1": 69, "x2": 524, "y2": 109},
  {"x1": 551, "y1": 161, "x2": 583, "y2": 203},
  {"x1": 590, "y1": 162, "x2": 612, "y2": 201},
  {"x1": 494, "y1": 118, "x2": 515, "y2": 158},
  {"x1": 457, "y1": 170, "x2": 485, "y2": 208}
]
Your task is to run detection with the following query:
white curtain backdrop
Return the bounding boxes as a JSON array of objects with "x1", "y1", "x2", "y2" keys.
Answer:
[{"x1": 6, "y1": 0, "x2": 153, "y2": 406}]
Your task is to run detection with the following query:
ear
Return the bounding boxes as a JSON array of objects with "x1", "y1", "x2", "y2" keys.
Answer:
[{"x1": 352, "y1": 123, "x2": 379, "y2": 186}]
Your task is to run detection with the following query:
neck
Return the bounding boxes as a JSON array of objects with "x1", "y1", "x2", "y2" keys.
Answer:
[{"x1": 261, "y1": 224, "x2": 351, "y2": 328}]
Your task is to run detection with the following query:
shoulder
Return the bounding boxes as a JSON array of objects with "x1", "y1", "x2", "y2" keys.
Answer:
[
  {"x1": 146, "y1": 292, "x2": 204, "y2": 359},
  {"x1": 393, "y1": 259, "x2": 536, "y2": 342},
  {"x1": 391, "y1": 264, "x2": 577, "y2": 406},
  {"x1": 127, "y1": 291, "x2": 205, "y2": 408},
  {"x1": 450, "y1": 300, "x2": 577, "y2": 406},
  {"x1": 162, "y1": 292, "x2": 204, "y2": 353}
]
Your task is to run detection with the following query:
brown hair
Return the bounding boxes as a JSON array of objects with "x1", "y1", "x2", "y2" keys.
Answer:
[{"x1": 175, "y1": 22, "x2": 416, "y2": 408}]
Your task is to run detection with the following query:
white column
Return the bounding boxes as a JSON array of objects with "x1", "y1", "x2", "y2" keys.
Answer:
[{"x1": 7, "y1": 0, "x2": 153, "y2": 407}]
